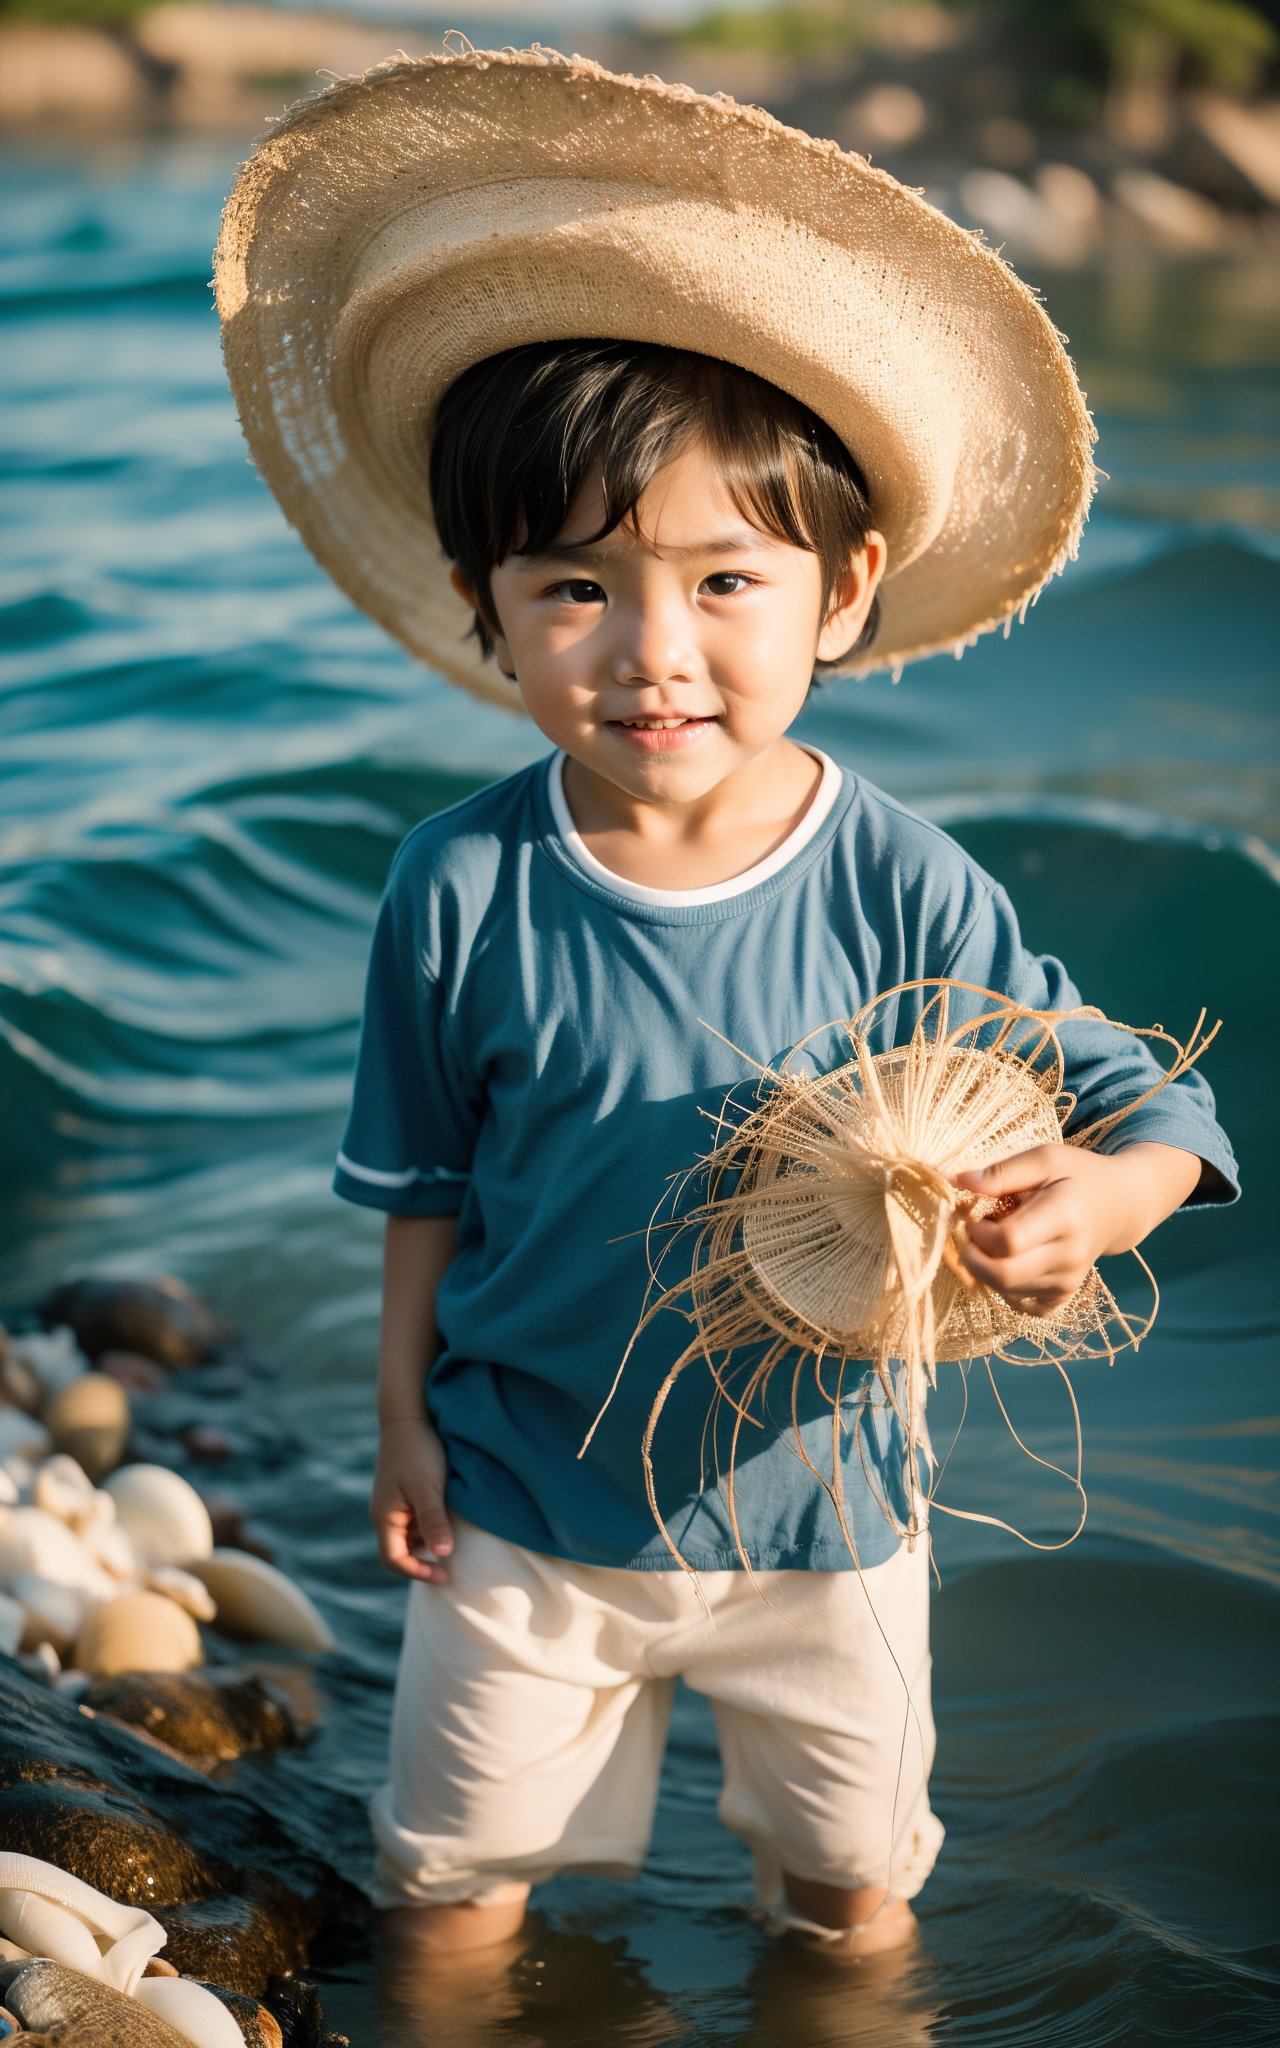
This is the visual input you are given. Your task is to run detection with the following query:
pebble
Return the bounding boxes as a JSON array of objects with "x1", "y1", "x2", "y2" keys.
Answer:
[
  {"x1": 99, "y1": 1350, "x2": 171, "y2": 1397},
  {"x1": 39, "y1": 1276, "x2": 225, "y2": 1371},
  {"x1": 181, "y1": 1424, "x2": 234, "y2": 1461}
]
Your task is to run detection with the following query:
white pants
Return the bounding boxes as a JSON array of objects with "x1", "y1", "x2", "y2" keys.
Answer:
[{"x1": 371, "y1": 1517, "x2": 944, "y2": 1920}]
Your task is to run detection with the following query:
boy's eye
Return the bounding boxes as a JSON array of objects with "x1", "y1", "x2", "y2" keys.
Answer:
[
  {"x1": 549, "y1": 579, "x2": 605, "y2": 605},
  {"x1": 702, "y1": 572, "x2": 756, "y2": 596}
]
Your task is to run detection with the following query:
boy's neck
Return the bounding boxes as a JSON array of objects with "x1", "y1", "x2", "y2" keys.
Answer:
[{"x1": 559, "y1": 737, "x2": 825, "y2": 893}]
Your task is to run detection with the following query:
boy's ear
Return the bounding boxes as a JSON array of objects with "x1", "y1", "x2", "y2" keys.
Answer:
[
  {"x1": 449, "y1": 564, "x2": 516, "y2": 680},
  {"x1": 816, "y1": 530, "x2": 887, "y2": 664}
]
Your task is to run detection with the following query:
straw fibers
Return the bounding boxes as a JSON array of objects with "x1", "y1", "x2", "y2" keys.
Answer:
[{"x1": 583, "y1": 977, "x2": 1220, "y2": 1584}]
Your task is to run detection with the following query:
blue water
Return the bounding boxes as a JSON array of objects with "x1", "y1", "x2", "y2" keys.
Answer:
[{"x1": 2, "y1": 134, "x2": 1278, "y2": 2045}]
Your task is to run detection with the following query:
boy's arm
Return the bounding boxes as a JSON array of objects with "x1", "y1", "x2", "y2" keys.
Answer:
[
  {"x1": 935, "y1": 871, "x2": 1238, "y2": 1313},
  {"x1": 953, "y1": 1140, "x2": 1202, "y2": 1315},
  {"x1": 371, "y1": 1212, "x2": 458, "y2": 1583}
]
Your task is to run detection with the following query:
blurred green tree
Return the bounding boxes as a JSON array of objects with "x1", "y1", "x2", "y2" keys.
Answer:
[
  {"x1": 675, "y1": 0, "x2": 1278, "y2": 141},
  {"x1": 0, "y1": 0, "x2": 154, "y2": 23}
]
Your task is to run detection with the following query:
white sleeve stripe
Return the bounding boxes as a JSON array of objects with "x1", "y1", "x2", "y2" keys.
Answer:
[{"x1": 336, "y1": 1152, "x2": 468, "y2": 1188}]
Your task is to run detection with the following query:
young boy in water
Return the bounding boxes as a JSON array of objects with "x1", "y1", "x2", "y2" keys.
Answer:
[
  {"x1": 215, "y1": 44, "x2": 1238, "y2": 1979},
  {"x1": 336, "y1": 339, "x2": 1238, "y2": 1959}
]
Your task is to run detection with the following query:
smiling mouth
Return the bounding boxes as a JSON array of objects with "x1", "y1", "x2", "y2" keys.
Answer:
[{"x1": 610, "y1": 716, "x2": 717, "y2": 729}]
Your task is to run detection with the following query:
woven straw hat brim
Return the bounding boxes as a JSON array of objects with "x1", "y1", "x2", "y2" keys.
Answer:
[{"x1": 216, "y1": 47, "x2": 1100, "y2": 713}]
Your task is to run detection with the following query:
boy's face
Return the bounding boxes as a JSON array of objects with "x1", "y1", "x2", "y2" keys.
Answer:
[{"x1": 454, "y1": 439, "x2": 886, "y2": 814}]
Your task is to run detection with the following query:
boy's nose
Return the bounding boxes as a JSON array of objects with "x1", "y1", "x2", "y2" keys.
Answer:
[{"x1": 606, "y1": 596, "x2": 698, "y2": 688}]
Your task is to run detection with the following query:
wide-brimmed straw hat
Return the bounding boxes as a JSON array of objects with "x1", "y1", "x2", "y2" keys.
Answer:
[{"x1": 215, "y1": 44, "x2": 1100, "y2": 712}]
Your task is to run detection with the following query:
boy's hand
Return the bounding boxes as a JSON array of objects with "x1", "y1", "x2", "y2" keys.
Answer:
[
  {"x1": 371, "y1": 1416, "x2": 454, "y2": 1584},
  {"x1": 950, "y1": 1141, "x2": 1203, "y2": 1318}
]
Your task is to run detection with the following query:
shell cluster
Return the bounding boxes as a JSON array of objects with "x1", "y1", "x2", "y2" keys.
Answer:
[
  {"x1": 0, "y1": 1853, "x2": 286, "y2": 2046},
  {"x1": 0, "y1": 1317, "x2": 333, "y2": 1699}
]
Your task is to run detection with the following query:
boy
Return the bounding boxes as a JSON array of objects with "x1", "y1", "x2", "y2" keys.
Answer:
[{"x1": 216, "y1": 49, "x2": 1238, "y2": 1970}]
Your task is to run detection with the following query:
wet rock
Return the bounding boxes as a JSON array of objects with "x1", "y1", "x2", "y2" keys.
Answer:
[
  {"x1": 263, "y1": 1973, "x2": 350, "y2": 2048},
  {"x1": 86, "y1": 1670, "x2": 302, "y2": 1764},
  {"x1": 0, "y1": 1756, "x2": 229, "y2": 1907},
  {"x1": 1, "y1": 1958, "x2": 187, "y2": 2040},
  {"x1": 124, "y1": 1364, "x2": 302, "y2": 1478},
  {"x1": 157, "y1": 1881, "x2": 317, "y2": 1997},
  {"x1": 0, "y1": 1652, "x2": 370, "y2": 2000},
  {"x1": 40, "y1": 1277, "x2": 228, "y2": 1371}
]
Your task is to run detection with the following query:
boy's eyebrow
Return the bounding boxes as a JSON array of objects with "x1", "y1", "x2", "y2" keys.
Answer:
[{"x1": 517, "y1": 529, "x2": 781, "y2": 568}]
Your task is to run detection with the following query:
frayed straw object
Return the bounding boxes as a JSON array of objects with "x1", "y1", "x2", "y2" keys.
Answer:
[{"x1": 583, "y1": 978, "x2": 1219, "y2": 1574}]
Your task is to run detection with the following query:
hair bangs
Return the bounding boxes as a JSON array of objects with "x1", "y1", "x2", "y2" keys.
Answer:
[{"x1": 430, "y1": 340, "x2": 881, "y2": 672}]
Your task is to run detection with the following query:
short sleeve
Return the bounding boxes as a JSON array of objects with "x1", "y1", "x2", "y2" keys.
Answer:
[
  {"x1": 943, "y1": 879, "x2": 1240, "y2": 1211},
  {"x1": 333, "y1": 885, "x2": 483, "y2": 1216}
]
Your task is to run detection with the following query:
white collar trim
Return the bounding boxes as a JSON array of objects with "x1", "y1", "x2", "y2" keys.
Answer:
[{"x1": 547, "y1": 747, "x2": 842, "y2": 906}]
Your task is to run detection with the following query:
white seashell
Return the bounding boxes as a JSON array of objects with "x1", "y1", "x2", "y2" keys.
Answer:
[
  {"x1": 81, "y1": 1513, "x2": 142, "y2": 1583},
  {"x1": 9, "y1": 1324, "x2": 90, "y2": 1399},
  {"x1": 0, "y1": 1590, "x2": 23, "y2": 1657},
  {"x1": 0, "y1": 1347, "x2": 42, "y2": 1413},
  {"x1": 0, "y1": 1507, "x2": 118, "y2": 1601},
  {"x1": 34, "y1": 1452, "x2": 96, "y2": 1527},
  {"x1": 0, "y1": 1853, "x2": 168, "y2": 1997},
  {"x1": 43, "y1": 1372, "x2": 130, "y2": 1483},
  {"x1": 0, "y1": 1410, "x2": 52, "y2": 1465},
  {"x1": 103, "y1": 1464, "x2": 213, "y2": 1569},
  {"x1": 190, "y1": 1549, "x2": 335, "y2": 1652},
  {"x1": 74, "y1": 1588, "x2": 204, "y2": 1679},
  {"x1": 0, "y1": 1454, "x2": 37, "y2": 1502},
  {"x1": 13, "y1": 1571, "x2": 92, "y2": 1657},
  {"x1": 0, "y1": 1938, "x2": 32, "y2": 1963},
  {"x1": 143, "y1": 1564, "x2": 217, "y2": 1623},
  {"x1": 19, "y1": 1640, "x2": 60, "y2": 1684},
  {"x1": 134, "y1": 1971, "x2": 248, "y2": 2046},
  {"x1": 0, "y1": 1888, "x2": 104, "y2": 1977},
  {"x1": 85, "y1": 1486, "x2": 117, "y2": 1529}
]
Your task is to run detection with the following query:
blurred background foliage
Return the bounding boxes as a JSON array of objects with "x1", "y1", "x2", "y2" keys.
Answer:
[
  {"x1": 0, "y1": 0, "x2": 153, "y2": 26},
  {"x1": 3, "y1": 0, "x2": 1278, "y2": 103},
  {"x1": 2, "y1": 0, "x2": 1277, "y2": 196},
  {"x1": 671, "y1": 0, "x2": 1279, "y2": 130}
]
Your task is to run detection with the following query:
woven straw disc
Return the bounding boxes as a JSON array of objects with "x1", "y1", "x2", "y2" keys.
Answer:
[
  {"x1": 739, "y1": 1042, "x2": 1076, "y2": 1363},
  {"x1": 215, "y1": 47, "x2": 1099, "y2": 710}
]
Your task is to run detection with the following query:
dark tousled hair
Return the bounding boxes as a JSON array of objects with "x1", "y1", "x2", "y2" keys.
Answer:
[{"x1": 428, "y1": 339, "x2": 880, "y2": 676}]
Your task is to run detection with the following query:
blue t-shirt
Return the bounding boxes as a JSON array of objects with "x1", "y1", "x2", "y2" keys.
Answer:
[{"x1": 334, "y1": 753, "x2": 1239, "y2": 1571}]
